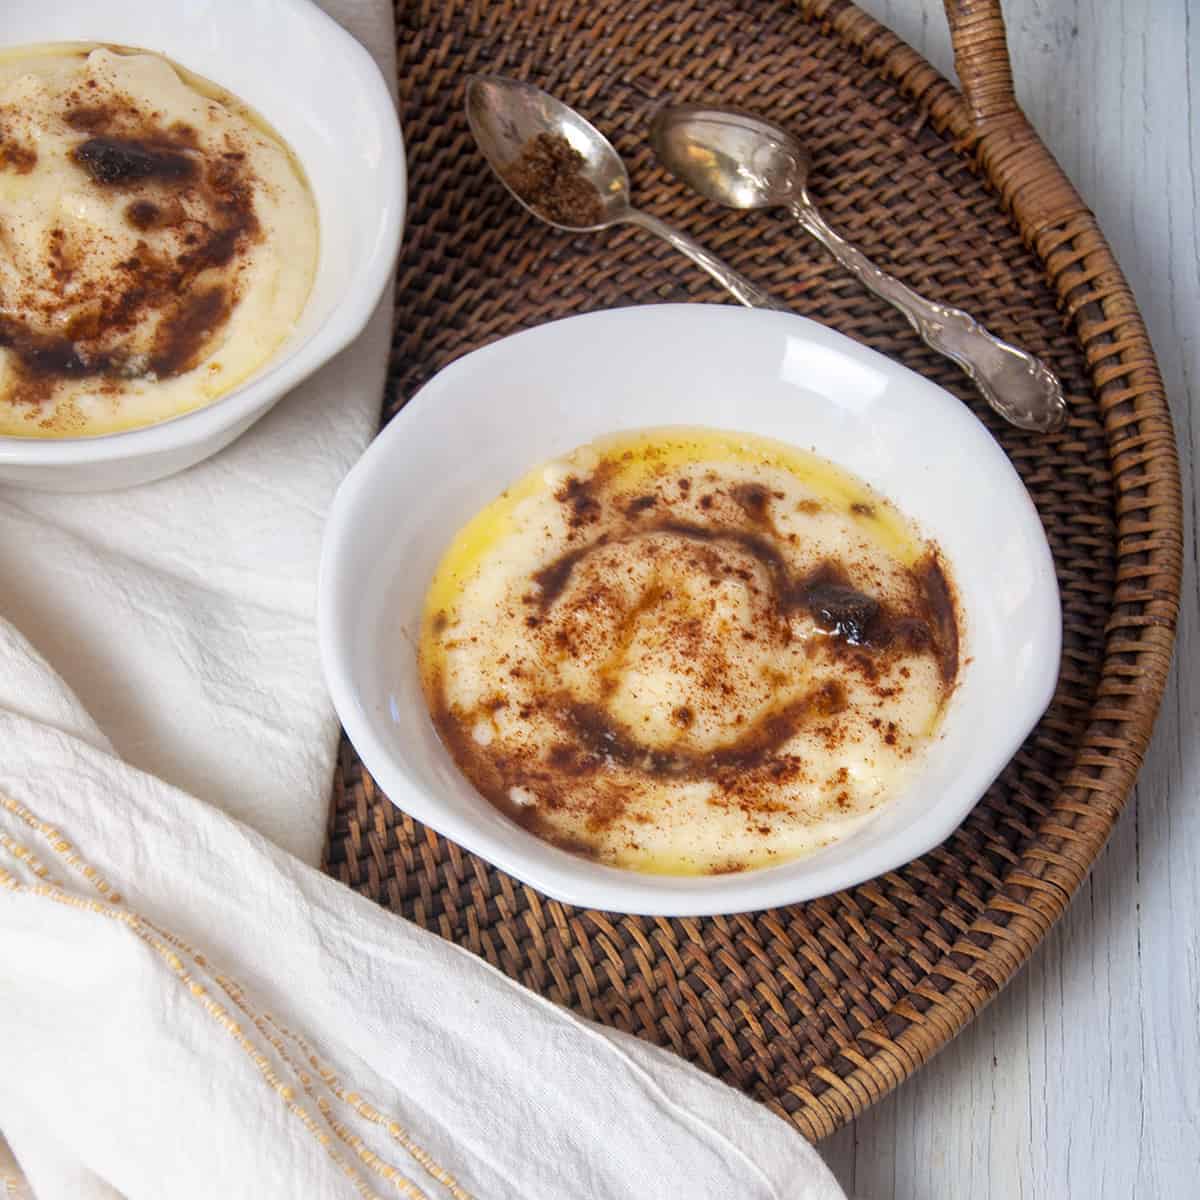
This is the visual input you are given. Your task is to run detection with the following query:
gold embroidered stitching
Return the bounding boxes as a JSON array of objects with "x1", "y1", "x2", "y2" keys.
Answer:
[
  {"x1": 0, "y1": 1140, "x2": 32, "y2": 1200},
  {"x1": 0, "y1": 870, "x2": 387, "y2": 1200},
  {"x1": 2, "y1": 1171, "x2": 32, "y2": 1198},
  {"x1": 217, "y1": 975, "x2": 476, "y2": 1200},
  {"x1": 36, "y1": 900, "x2": 462, "y2": 1198},
  {"x1": 118, "y1": 919, "x2": 465, "y2": 1198},
  {"x1": 0, "y1": 794, "x2": 121, "y2": 902},
  {"x1": 211, "y1": 978, "x2": 437, "y2": 1200},
  {"x1": 0, "y1": 832, "x2": 61, "y2": 885},
  {"x1": 0, "y1": 795, "x2": 473, "y2": 1199}
]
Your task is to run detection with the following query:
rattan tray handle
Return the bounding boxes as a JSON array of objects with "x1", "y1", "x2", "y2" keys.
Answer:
[
  {"x1": 944, "y1": 0, "x2": 1019, "y2": 126},
  {"x1": 943, "y1": 0, "x2": 1177, "y2": 614},
  {"x1": 942, "y1": 0, "x2": 1089, "y2": 236}
]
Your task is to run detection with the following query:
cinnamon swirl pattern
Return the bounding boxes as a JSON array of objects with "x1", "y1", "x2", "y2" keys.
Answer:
[{"x1": 419, "y1": 429, "x2": 959, "y2": 876}]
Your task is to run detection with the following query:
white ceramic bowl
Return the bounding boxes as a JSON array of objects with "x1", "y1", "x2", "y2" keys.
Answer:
[
  {"x1": 0, "y1": 0, "x2": 404, "y2": 491},
  {"x1": 320, "y1": 305, "x2": 1061, "y2": 915}
]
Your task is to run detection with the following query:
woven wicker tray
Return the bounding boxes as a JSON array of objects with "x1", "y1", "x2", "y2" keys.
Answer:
[{"x1": 323, "y1": 0, "x2": 1182, "y2": 1140}]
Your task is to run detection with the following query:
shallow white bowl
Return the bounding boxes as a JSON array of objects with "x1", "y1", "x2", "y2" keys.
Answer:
[
  {"x1": 0, "y1": 0, "x2": 404, "y2": 491},
  {"x1": 320, "y1": 305, "x2": 1061, "y2": 916}
]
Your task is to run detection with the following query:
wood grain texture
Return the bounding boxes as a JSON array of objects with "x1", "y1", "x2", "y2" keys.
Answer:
[{"x1": 823, "y1": 2, "x2": 1199, "y2": 1196}]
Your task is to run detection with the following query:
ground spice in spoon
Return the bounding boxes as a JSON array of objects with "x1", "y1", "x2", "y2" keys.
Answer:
[{"x1": 503, "y1": 132, "x2": 605, "y2": 227}]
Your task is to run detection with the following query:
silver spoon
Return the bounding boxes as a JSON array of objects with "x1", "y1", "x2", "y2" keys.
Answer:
[
  {"x1": 650, "y1": 105, "x2": 1067, "y2": 433},
  {"x1": 465, "y1": 76, "x2": 782, "y2": 310}
]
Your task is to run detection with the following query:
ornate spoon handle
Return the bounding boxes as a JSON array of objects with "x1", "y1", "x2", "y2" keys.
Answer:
[{"x1": 789, "y1": 198, "x2": 1066, "y2": 432}]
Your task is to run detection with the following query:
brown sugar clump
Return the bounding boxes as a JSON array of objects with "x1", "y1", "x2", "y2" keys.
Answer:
[{"x1": 503, "y1": 133, "x2": 604, "y2": 227}]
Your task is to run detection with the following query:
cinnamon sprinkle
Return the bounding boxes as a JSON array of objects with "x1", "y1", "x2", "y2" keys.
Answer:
[{"x1": 422, "y1": 438, "x2": 962, "y2": 874}]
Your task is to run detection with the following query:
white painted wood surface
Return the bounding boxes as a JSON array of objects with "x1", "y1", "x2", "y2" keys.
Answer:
[{"x1": 819, "y1": 2, "x2": 1200, "y2": 1197}]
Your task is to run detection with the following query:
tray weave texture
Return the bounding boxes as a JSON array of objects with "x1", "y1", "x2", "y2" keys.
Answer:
[{"x1": 323, "y1": 0, "x2": 1182, "y2": 1139}]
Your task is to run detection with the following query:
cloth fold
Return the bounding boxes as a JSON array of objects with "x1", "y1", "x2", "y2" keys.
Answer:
[{"x1": 0, "y1": 2, "x2": 846, "y2": 1196}]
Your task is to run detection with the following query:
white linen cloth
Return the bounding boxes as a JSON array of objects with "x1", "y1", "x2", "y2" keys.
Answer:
[
  {"x1": 0, "y1": 622, "x2": 845, "y2": 1199},
  {"x1": 0, "y1": 2, "x2": 848, "y2": 1196}
]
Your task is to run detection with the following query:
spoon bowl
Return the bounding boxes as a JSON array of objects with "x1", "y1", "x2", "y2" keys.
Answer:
[
  {"x1": 465, "y1": 75, "x2": 632, "y2": 230},
  {"x1": 651, "y1": 106, "x2": 809, "y2": 210}
]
